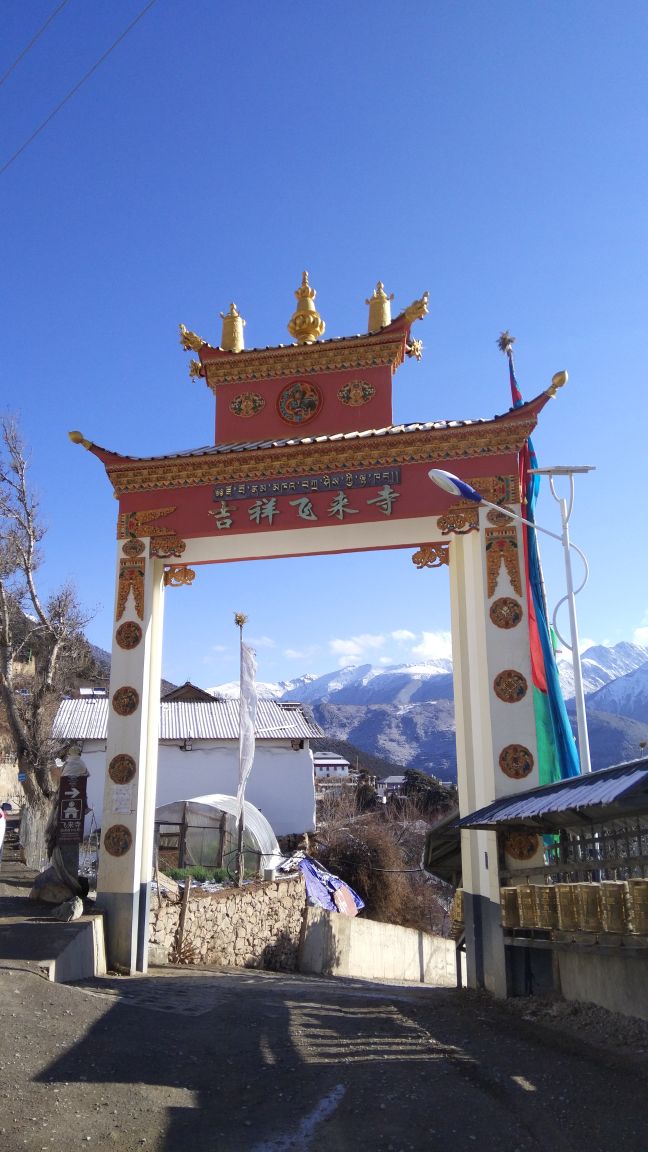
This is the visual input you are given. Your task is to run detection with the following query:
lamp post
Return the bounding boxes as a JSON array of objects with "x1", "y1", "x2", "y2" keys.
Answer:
[{"x1": 428, "y1": 466, "x2": 594, "y2": 774}]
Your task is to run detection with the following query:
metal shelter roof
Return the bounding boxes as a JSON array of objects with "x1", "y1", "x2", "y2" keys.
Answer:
[
  {"x1": 53, "y1": 697, "x2": 323, "y2": 742},
  {"x1": 458, "y1": 758, "x2": 648, "y2": 832}
]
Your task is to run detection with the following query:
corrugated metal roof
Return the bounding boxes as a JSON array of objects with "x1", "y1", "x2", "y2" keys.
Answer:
[
  {"x1": 53, "y1": 697, "x2": 323, "y2": 742},
  {"x1": 459, "y1": 758, "x2": 648, "y2": 830}
]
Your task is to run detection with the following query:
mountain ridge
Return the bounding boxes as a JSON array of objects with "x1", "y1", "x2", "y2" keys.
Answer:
[{"x1": 209, "y1": 640, "x2": 648, "y2": 779}]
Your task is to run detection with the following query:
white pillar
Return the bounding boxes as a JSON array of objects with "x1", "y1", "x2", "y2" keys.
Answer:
[
  {"x1": 450, "y1": 504, "x2": 540, "y2": 996},
  {"x1": 96, "y1": 539, "x2": 165, "y2": 973}
]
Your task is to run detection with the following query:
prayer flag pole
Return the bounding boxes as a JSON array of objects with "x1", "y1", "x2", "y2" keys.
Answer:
[{"x1": 234, "y1": 612, "x2": 257, "y2": 886}]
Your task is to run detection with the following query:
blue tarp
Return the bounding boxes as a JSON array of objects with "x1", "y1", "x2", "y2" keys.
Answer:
[{"x1": 298, "y1": 857, "x2": 365, "y2": 914}]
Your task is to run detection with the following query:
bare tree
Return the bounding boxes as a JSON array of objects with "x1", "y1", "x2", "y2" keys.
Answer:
[{"x1": 0, "y1": 416, "x2": 94, "y2": 867}]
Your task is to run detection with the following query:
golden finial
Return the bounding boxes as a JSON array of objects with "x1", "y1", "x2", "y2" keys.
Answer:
[
  {"x1": 68, "y1": 430, "x2": 91, "y2": 449},
  {"x1": 547, "y1": 370, "x2": 568, "y2": 398},
  {"x1": 179, "y1": 323, "x2": 208, "y2": 353},
  {"x1": 287, "y1": 271, "x2": 325, "y2": 344},
  {"x1": 366, "y1": 281, "x2": 394, "y2": 332},
  {"x1": 402, "y1": 291, "x2": 429, "y2": 324},
  {"x1": 219, "y1": 302, "x2": 246, "y2": 353},
  {"x1": 234, "y1": 612, "x2": 248, "y2": 628}
]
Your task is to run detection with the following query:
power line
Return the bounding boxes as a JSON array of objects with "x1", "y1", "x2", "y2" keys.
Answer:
[
  {"x1": 0, "y1": 0, "x2": 161, "y2": 180},
  {"x1": 0, "y1": 0, "x2": 71, "y2": 90}
]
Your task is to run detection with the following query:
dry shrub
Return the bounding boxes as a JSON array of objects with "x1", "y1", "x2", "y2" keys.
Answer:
[
  {"x1": 315, "y1": 794, "x2": 453, "y2": 934},
  {"x1": 318, "y1": 818, "x2": 410, "y2": 923}
]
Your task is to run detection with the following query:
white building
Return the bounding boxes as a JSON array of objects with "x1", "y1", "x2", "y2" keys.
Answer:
[
  {"x1": 376, "y1": 774, "x2": 406, "y2": 799},
  {"x1": 313, "y1": 751, "x2": 352, "y2": 782},
  {"x1": 53, "y1": 693, "x2": 323, "y2": 838}
]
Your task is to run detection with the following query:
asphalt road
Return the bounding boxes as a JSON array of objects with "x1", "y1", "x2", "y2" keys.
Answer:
[{"x1": 0, "y1": 963, "x2": 646, "y2": 1152}]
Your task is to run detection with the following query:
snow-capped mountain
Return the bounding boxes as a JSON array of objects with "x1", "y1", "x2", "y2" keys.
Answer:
[
  {"x1": 557, "y1": 641, "x2": 648, "y2": 699},
  {"x1": 585, "y1": 660, "x2": 648, "y2": 724},
  {"x1": 209, "y1": 659, "x2": 454, "y2": 706},
  {"x1": 208, "y1": 642, "x2": 648, "y2": 779},
  {"x1": 207, "y1": 678, "x2": 294, "y2": 700},
  {"x1": 280, "y1": 660, "x2": 454, "y2": 707}
]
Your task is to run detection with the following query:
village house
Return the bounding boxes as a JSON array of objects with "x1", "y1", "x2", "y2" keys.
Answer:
[{"x1": 52, "y1": 684, "x2": 323, "y2": 837}]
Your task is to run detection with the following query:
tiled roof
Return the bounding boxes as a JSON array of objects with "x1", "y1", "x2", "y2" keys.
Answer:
[
  {"x1": 99, "y1": 419, "x2": 498, "y2": 464},
  {"x1": 53, "y1": 697, "x2": 323, "y2": 742}
]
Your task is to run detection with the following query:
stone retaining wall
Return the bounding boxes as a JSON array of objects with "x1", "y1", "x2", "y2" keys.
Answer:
[{"x1": 148, "y1": 873, "x2": 306, "y2": 970}]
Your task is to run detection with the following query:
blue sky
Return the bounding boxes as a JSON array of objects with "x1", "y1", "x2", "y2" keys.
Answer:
[{"x1": 3, "y1": 1, "x2": 648, "y2": 687}]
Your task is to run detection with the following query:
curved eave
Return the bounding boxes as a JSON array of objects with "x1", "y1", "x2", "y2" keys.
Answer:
[{"x1": 70, "y1": 389, "x2": 553, "y2": 497}]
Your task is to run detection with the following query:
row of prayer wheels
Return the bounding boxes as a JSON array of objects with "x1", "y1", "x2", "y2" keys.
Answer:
[{"x1": 451, "y1": 880, "x2": 648, "y2": 936}]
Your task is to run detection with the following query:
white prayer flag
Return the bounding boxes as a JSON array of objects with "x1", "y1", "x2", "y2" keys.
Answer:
[{"x1": 236, "y1": 641, "x2": 257, "y2": 821}]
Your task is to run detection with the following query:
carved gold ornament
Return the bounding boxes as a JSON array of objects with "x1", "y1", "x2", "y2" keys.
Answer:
[
  {"x1": 287, "y1": 271, "x2": 325, "y2": 344},
  {"x1": 112, "y1": 686, "x2": 140, "y2": 716},
  {"x1": 412, "y1": 543, "x2": 450, "y2": 569},
  {"x1": 402, "y1": 291, "x2": 429, "y2": 324},
  {"x1": 230, "y1": 392, "x2": 265, "y2": 418},
  {"x1": 163, "y1": 566, "x2": 196, "y2": 587},
  {"x1": 486, "y1": 506, "x2": 514, "y2": 527},
  {"x1": 116, "y1": 559, "x2": 145, "y2": 621},
  {"x1": 189, "y1": 359, "x2": 203, "y2": 379},
  {"x1": 437, "y1": 477, "x2": 520, "y2": 538},
  {"x1": 489, "y1": 597, "x2": 523, "y2": 629},
  {"x1": 493, "y1": 670, "x2": 528, "y2": 703},
  {"x1": 277, "y1": 380, "x2": 322, "y2": 425},
  {"x1": 337, "y1": 380, "x2": 376, "y2": 406},
  {"x1": 122, "y1": 538, "x2": 146, "y2": 557},
  {"x1": 104, "y1": 824, "x2": 133, "y2": 857},
  {"x1": 150, "y1": 533, "x2": 186, "y2": 559},
  {"x1": 485, "y1": 525, "x2": 522, "y2": 597},
  {"x1": 108, "y1": 754, "x2": 137, "y2": 784},
  {"x1": 499, "y1": 744, "x2": 534, "y2": 780},
  {"x1": 406, "y1": 338, "x2": 423, "y2": 361},
  {"x1": 117, "y1": 507, "x2": 177, "y2": 540},
  {"x1": 115, "y1": 621, "x2": 142, "y2": 650},
  {"x1": 179, "y1": 324, "x2": 210, "y2": 353},
  {"x1": 469, "y1": 475, "x2": 520, "y2": 504},
  {"x1": 438, "y1": 505, "x2": 479, "y2": 535},
  {"x1": 503, "y1": 829, "x2": 541, "y2": 861}
]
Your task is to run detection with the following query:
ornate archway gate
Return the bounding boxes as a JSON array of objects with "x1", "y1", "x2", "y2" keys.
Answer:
[{"x1": 71, "y1": 278, "x2": 571, "y2": 990}]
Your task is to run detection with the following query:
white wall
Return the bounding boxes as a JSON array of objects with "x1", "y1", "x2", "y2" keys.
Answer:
[
  {"x1": 79, "y1": 740, "x2": 315, "y2": 837},
  {"x1": 299, "y1": 907, "x2": 462, "y2": 986}
]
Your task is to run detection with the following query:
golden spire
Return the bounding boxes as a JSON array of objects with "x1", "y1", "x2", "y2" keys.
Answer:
[
  {"x1": 219, "y1": 302, "x2": 246, "y2": 353},
  {"x1": 287, "y1": 271, "x2": 325, "y2": 344},
  {"x1": 365, "y1": 281, "x2": 394, "y2": 332}
]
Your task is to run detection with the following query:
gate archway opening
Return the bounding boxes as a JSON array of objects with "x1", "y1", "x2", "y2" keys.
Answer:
[{"x1": 70, "y1": 276, "x2": 576, "y2": 992}]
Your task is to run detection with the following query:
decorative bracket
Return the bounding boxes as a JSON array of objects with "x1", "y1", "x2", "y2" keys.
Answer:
[
  {"x1": 163, "y1": 566, "x2": 196, "y2": 588},
  {"x1": 438, "y1": 505, "x2": 479, "y2": 535},
  {"x1": 412, "y1": 543, "x2": 449, "y2": 569}
]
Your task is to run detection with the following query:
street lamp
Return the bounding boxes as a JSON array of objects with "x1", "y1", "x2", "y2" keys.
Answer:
[{"x1": 428, "y1": 466, "x2": 595, "y2": 774}]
